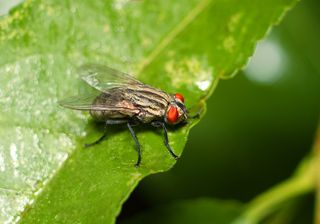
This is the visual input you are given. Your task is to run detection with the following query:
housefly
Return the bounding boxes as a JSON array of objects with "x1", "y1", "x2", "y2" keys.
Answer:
[{"x1": 59, "y1": 64, "x2": 192, "y2": 167}]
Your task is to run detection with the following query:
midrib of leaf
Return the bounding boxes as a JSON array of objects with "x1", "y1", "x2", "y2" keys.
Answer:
[{"x1": 137, "y1": 0, "x2": 213, "y2": 74}]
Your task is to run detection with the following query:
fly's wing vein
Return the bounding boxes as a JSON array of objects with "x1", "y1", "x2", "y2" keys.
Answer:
[
  {"x1": 58, "y1": 95, "x2": 139, "y2": 112},
  {"x1": 79, "y1": 64, "x2": 143, "y2": 92}
]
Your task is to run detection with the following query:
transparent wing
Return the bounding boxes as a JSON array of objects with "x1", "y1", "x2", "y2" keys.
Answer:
[
  {"x1": 79, "y1": 64, "x2": 143, "y2": 92},
  {"x1": 58, "y1": 95, "x2": 139, "y2": 112},
  {"x1": 59, "y1": 95, "x2": 106, "y2": 110}
]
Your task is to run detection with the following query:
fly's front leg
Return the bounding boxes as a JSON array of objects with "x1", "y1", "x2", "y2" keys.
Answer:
[
  {"x1": 127, "y1": 122, "x2": 141, "y2": 167},
  {"x1": 151, "y1": 121, "x2": 179, "y2": 160},
  {"x1": 187, "y1": 108, "x2": 202, "y2": 119},
  {"x1": 188, "y1": 112, "x2": 200, "y2": 119}
]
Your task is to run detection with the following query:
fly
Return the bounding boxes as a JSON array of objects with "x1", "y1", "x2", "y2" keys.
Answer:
[{"x1": 59, "y1": 64, "x2": 194, "y2": 167}]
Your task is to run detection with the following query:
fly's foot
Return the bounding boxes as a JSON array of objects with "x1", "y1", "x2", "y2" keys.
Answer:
[
  {"x1": 170, "y1": 151, "x2": 179, "y2": 160},
  {"x1": 188, "y1": 111, "x2": 201, "y2": 119}
]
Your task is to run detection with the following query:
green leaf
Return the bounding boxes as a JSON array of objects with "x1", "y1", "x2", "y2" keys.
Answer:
[
  {"x1": 122, "y1": 198, "x2": 243, "y2": 224},
  {"x1": 0, "y1": 0, "x2": 298, "y2": 223}
]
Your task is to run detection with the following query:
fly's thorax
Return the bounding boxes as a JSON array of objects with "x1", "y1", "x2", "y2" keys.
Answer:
[
  {"x1": 164, "y1": 93, "x2": 187, "y2": 125},
  {"x1": 136, "y1": 103, "x2": 168, "y2": 123},
  {"x1": 123, "y1": 85, "x2": 171, "y2": 123}
]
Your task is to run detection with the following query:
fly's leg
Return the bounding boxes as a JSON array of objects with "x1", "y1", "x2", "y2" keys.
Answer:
[
  {"x1": 187, "y1": 108, "x2": 202, "y2": 119},
  {"x1": 162, "y1": 123, "x2": 179, "y2": 160},
  {"x1": 151, "y1": 121, "x2": 179, "y2": 160},
  {"x1": 127, "y1": 122, "x2": 141, "y2": 167},
  {"x1": 84, "y1": 120, "x2": 127, "y2": 148},
  {"x1": 188, "y1": 112, "x2": 200, "y2": 119},
  {"x1": 84, "y1": 127, "x2": 107, "y2": 148}
]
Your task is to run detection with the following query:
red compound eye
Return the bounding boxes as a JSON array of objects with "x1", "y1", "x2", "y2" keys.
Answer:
[
  {"x1": 166, "y1": 106, "x2": 179, "y2": 124},
  {"x1": 174, "y1": 93, "x2": 184, "y2": 103}
]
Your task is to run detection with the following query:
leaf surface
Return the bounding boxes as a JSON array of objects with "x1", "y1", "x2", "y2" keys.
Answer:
[{"x1": 0, "y1": 0, "x2": 298, "y2": 223}]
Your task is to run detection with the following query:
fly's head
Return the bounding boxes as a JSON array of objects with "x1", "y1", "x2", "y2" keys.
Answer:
[{"x1": 165, "y1": 93, "x2": 187, "y2": 125}]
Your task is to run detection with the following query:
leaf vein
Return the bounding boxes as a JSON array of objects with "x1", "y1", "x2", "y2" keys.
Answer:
[{"x1": 137, "y1": 0, "x2": 213, "y2": 74}]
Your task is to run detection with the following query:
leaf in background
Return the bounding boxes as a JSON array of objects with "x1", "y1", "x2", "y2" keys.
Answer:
[
  {"x1": 121, "y1": 198, "x2": 243, "y2": 224},
  {"x1": 0, "y1": 0, "x2": 298, "y2": 223}
]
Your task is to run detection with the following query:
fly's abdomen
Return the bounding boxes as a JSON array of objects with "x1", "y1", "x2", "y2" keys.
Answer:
[{"x1": 89, "y1": 91, "x2": 140, "y2": 121}]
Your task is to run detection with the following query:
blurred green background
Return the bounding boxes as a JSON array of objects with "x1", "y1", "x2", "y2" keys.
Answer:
[{"x1": 119, "y1": 0, "x2": 320, "y2": 222}]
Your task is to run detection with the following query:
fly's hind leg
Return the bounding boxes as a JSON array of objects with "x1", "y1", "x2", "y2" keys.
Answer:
[
  {"x1": 151, "y1": 121, "x2": 179, "y2": 160},
  {"x1": 84, "y1": 119, "x2": 127, "y2": 148},
  {"x1": 127, "y1": 122, "x2": 141, "y2": 167}
]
